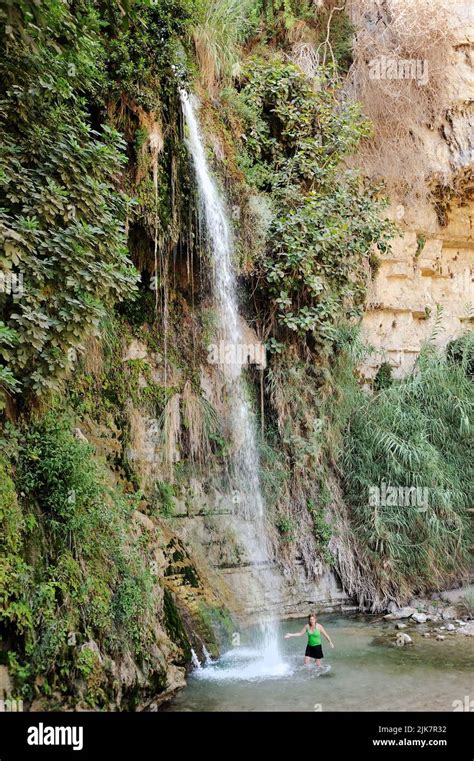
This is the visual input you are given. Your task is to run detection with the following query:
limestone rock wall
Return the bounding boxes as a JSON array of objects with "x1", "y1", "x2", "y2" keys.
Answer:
[
  {"x1": 359, "y1": 0, "x2": 473, "y2": 377},
  {"x1": 363, "y1": 201, "x2": 473, "y2": 378}
]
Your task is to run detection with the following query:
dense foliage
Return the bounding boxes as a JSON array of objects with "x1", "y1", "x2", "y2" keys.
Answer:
[
  {"x1": 0, "y1": 0, "x2": 140, "y2": 399},
  {"x1": 235, "y1": 59, "x2": 393, "y2": 351},
  {"x1": 0, "y1": 414, "x2": 161, "y2": 706},
  {"x1": 326, "y1": 331, "x2": 473, "y2": 600}
]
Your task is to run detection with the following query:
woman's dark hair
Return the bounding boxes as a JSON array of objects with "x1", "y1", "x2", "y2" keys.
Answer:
[{"x1": 308, "y1": 613, "x2": 317, "y2": 624}]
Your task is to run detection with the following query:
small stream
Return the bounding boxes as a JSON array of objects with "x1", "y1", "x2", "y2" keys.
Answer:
[{"x1": 166, "y1": 614, "x2": 474, "y2": 712}]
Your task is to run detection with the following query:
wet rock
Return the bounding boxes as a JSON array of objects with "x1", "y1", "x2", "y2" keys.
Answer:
[
  {"x1": 123, "y1": 339, "x2": 148, "y2": 361},
  {"x1": 411, "y1": 612, "x2": 428, "y2": 624},
  {"x1": 396, "y1": 622, "x2": 408, "y2": 630},
  {"x1": 446, "y1": 623, "x2": 456, "y2": 631},
  {"x1": 133, "y1": 510, "x2": 156, "y2": 533},
  {"x1": 459, "y1": 623, "x2": 474, "y2": 637},
  {"x1": 80, "y1": 640, "x2": 103, "y2": 664},
  {"x1": 442, "y1": 606, "x2": 458, "y2": 620},
  {"x1": 0, "y1": 665, "x2": 12, "y2": 699},
  {"x1": 395, "y1": 632, "x2": 413, "y2": 646},
  {"x1": 436, "y1": 635, "x2": 445, "y2": 641},
  {"x1": 384, "y1": 606, "x2": 417, "y2": 620},
  {"x1": 422, "y1": 632, "x2": 431, "y2": 638}
]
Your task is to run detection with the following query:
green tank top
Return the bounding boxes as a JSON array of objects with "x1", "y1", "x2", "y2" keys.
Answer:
[{"x1": 307, "y1": 626, "x2": 321, "y2": 646}]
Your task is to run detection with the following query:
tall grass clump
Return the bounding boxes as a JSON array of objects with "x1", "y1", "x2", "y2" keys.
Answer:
[
  {"x1": 326, "y1": 331, "x2": 473, "y2": 605},
  {"x1": 192, "y1": 0, "x2": 257, "y2": 91}
]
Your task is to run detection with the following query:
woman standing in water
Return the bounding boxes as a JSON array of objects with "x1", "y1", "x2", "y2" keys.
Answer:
[{"x1": 284, "y1": 613, "x2": 334, "y2": 667}]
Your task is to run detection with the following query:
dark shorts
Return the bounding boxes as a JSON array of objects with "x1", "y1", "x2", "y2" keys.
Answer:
[{"x1": 305, "y1": 644, "x2": 323, "y2": 660}]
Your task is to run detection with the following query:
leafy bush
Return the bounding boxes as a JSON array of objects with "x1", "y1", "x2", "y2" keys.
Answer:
[
  {"x1": 0, "y1": 0, "x2": 137, "y2": 399},
  {"x1": 0, "y1": 414, "x2": 160, "y2": 703},
  {"x1": 235, "y1": 58, "x2": 393, "y2": 351},
  {"x1": 104, "y1": 0, "x2": 196, "y2": 108}
]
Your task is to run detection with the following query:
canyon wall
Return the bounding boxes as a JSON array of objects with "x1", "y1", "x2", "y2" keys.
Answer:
[{"x1": 359, "y1": 0, "x2": 473, "y2": 378}]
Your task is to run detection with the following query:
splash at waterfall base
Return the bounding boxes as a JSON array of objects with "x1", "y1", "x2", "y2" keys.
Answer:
[{"x1": 166, "y1": 611, "x2": 474, "y2": 711}]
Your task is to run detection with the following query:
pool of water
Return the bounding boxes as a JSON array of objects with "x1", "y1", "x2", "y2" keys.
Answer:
[{"x1": 165, "y1": 615, "x2": 474, "y2": 712}]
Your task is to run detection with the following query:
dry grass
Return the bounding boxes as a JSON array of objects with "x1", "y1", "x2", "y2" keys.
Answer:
[
  {"x1": 181, "y1": 380, "x2": 217, "y2": 464},
  {"x1": 158, "y1": 382, "x2": 221, "y2": 471},
  {"x1": 326, "y1": 472, "x2": 409, "y2": 611},
  {"x1": 192, "y1": 0, "x2": 255, "y2": 94},
  {"x1": 82, "y1": 334, "x2": 103, "y2": 380},
  {"x1": 288, "y1": 2, "x2": 349, "y2": 80},
  {"x1": 346, "y1": 0, "x2": 456, "y2": 200}
]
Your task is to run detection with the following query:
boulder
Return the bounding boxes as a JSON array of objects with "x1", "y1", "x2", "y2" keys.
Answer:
[
  {"x1": 441, "y1": 606, "x2": 458, "y2": 620},
  {"x1": 411, "y1": 612, "x2": 428, "y2": 624},
  {"x1": 395, "y1": 632, "x2": 413, "y2": 646},
  {"x1": 384, "y1": 607, "x2": 417, "y2": 620}
]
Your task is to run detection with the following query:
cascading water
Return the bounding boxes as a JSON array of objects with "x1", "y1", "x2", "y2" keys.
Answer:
[{"x1": 181, "y1": 91, "x2": 287, "y2": 678}]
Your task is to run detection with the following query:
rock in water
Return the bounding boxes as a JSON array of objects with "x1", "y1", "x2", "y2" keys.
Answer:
[
  {"x1": 395, "y1": 632, "x2": 413, "y2": 646},
  {"x1": 384, "y1": 607, "x2": 417, "y2": 620},
  {"x1": 411, "y1": 612, "x2": 428, "y2": 623}
]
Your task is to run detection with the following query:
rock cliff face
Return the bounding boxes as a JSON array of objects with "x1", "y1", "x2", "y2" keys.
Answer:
[
  {"x1": 121, "y1": 339, "x2": 349, "y2": 625},
  {"x1": 360, "y1": 0, "x2": 473, "y2": 377},
  {"x1": 115, "y1": 1, "x2": 473, "y2": 625}
]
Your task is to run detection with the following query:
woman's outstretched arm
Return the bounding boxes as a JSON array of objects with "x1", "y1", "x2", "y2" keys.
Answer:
[{"x1": 284, "y1": 626, "x2": 307, "y2": 639}]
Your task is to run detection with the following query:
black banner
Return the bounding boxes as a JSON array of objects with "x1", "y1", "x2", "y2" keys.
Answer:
[{"x1": 0, "y1": 711, "x2": 471, "y2": 759}]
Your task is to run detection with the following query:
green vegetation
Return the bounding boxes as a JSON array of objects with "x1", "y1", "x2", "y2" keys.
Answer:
[
  {"x1": 324, "y1": 331, "x2": 473, "y2": 602},
  {"x1": 0, "y1": 414, "x2": 162, "y2": 705},
  {"x1": 152, "y1": 480, "x2": 176, "y2": 517},
  {"x1": 0, "y1": 0, "x2": 471, "y2": 707},
  {"x1": 235, "y1": 57, "x2": 393, "y2": 351},
  {"x1": 0, "y1": 0, "x2": 138, "y2": 399}
]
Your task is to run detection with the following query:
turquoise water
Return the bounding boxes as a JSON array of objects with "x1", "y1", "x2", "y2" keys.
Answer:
[{"x1": 166, "y1": 615, "x2": 474, "y2": 712}]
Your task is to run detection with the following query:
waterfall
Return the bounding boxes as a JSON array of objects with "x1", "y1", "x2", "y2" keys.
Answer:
[{"x1": 181, "y1": 91, "x2": 284, "y2": 673}]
